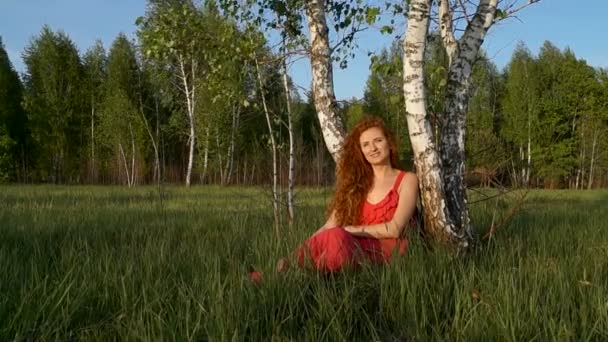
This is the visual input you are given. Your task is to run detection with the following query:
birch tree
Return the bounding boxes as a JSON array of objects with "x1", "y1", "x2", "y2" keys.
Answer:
[
  {"x1": 254, "y1": 53, "x2": 281, "y2": 238},
  {"x1": 501, "y1": 43, "x2": 538, "y2": 187},
  {"x1": 137, "y1": 1, "x2": 206, "y2": 186},
  {"x1": 303, "y1": 0, "x2": 346, "y2": 160},
  {"x1": 402, "y1": 0, "x2": 539, "y2": 248},
  {"x1": 219, "y1": 0, "x2": 375, "y2": 161},
  {"x1": 99, "y1": 34, "x2": 144, "y2": 187}
]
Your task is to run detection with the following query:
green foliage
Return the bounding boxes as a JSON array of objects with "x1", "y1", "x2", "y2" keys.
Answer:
[
  {"x1": 466, "y1": 52, "x2": 507, "y2": 177},
  {"x1": 363, "y1": 41, "x2": 412, "y2": 167},
  {"x1": 0, "y1": 36, "x2": 27, "y2": 182},
  {"x1": 22, "y1": 26, "x2": 86, "y2": 183},
  {"x1": 424, "y1": 33, "x2": 448, "y2": 127},
  {"x1": 4, "y1": 5, "x2": 608, "y2": 188},
  {"x1": 82, "y1": 40, "x2": 107, "y2": 104},
  {"x1": 97, "y1": 35, "x2": 147, "y2": 182},
  {"x1": 0, "y1": 128, "x2": 15, "y2": 182},
  {"x1": 499, "y1": 41, "x2": 608, "y2": 187}
]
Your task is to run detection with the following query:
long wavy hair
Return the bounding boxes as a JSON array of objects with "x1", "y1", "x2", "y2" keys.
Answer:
[{"x1": 327, "y1": 115, "x2": 400, "y2": 226}]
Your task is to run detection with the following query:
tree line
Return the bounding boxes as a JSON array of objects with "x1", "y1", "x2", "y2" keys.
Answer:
[
  {"x1": 356, "y1": 38, "x2": 608, "y2": 189},
  {"x1": 0, "y1": 2, "x2": 333, "y2": 187},
  {"x1": 1, "y1": 1, "x2": 606, "y2": 190}
]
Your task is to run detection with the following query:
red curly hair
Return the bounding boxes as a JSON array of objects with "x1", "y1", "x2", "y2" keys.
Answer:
[{"x1": 327, "y1": 115, "x2": 400, "y2": 226}]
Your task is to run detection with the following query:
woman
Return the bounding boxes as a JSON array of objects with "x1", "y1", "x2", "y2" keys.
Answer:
[{"x1": 278, "y1": 115, "x2": 419, "y2": 274}]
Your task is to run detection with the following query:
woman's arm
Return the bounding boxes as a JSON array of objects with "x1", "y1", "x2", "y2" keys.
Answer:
[
  {"x1": 312, "y1": 210, "x2": 338, "y2": 236},
  {"x1": 344, "y1": 172, "x2": 419, "y2": 239}
]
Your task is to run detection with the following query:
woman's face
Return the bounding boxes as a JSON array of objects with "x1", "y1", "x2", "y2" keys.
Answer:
[{"x1": 359, "y1": 126, "x2": 390, "y2": 165}]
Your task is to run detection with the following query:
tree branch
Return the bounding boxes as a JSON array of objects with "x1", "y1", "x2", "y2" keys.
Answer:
[
  {"x1": 457, "y1": 0, "x2": 472, "y2": 24},
  {"x1": 495, "y1": 0, "x2": 541, "y2": 23},
  {"x1": 439, "y1": 0, "x2": 458, "y2": 64},
  {"x1": 330, "y1": 25, "x2": 368, "y2": 54}
]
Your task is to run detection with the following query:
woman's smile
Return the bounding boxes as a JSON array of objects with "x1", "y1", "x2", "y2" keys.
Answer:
[{"x1": 360, "y1": 127, "x2": 390, "y2": 165}]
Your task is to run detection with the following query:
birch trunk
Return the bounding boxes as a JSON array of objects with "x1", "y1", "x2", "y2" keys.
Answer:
[
  {"x1": 140, "y1": 96, "x2": 160, "y2": 184},
  {"x1": 216, "y1": 128, "x2": 225, "y2": 185},
  {"x1": 440, "y1": 0, "x2": 496, "y2": 242},
  {"x1": 404, "y1": 0, "x2": 498, "y2": 248},
  {"x1": 519, "y1": 144, "x2": 525, "y2": 186},
  {"x1": 588, "y1": 128, "x2": 598, "y2": 189},
  {"x1": 130, "y1": 123, "x2": 136, "y2": 186},
  {"x1": 578, "y1": 143, "x2": 586, "y2": 189},
  {"x1": 118, "y1": 143, "x2": 131, "y2": 187},
  {"x1": 304, "y1": 0, "x2": 346, "y2": 161},
  {"x1": 223, "y1": 105, "x2": 239, "y2": 185},
  {"x1": 404, "y1": 0, "x2": 461, "y2": 245},
  {"x1": 90, "y1": 99, "x2": 96, "y2": 182},
  {"x1": 202, "y1": 126, "x2": 210, "y2": 184},
  {"x1": 178, "y1": 55, "x2": 197, "y2": 187},
  {"x1": 255, "y1": 56, "x2": 280, "y2": 239},
  {"x1": 282, "y1": 45, "x2": 296, "y2": 224}
]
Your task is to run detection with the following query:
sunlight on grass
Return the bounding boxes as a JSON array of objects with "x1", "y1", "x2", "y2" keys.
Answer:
[{"x1": 1, "y1": 186, "x2": 607, "y2": 340}]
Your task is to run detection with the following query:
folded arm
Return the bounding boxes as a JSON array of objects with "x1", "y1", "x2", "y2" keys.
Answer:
[{"x1": 344, "y1": 172, "x2": 419, "y2": 239}]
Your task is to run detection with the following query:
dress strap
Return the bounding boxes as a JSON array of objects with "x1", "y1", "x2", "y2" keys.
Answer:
[{"x1": 392, "y1": 171, "x2": 406, "y2": 191}]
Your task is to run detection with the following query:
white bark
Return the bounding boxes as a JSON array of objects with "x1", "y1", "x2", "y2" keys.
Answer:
[
  {"x1": 178, "y1": 55, "x2": 197, "y2": 187},
  {"x1": 223, "y1": 105, "x2": 239, "y2": 185},
  {"x1": 588, "y1": 128, "x2": 598, "y2": 189},
  {"x1": 255, "y1": 56, "x2": 280, "y2": 239},
  {"x1": 140, "y1": 96, "x2": 160, "y2": 184},
  {"x1": 90, "y1": 100, "x2": 96, "y2": 182},
  {"x1": 304, "y1": 0, "x2": 346, "y2": 161},
  {"x1": 129, "y1": 123, "x2": 136, "y2": 186},
  {"x1": 404, "y1": 0, "x2": 501, "y2": 248},
  {"x1": 118, "y1": 143, "x2": 131, "y2": 187},
  {"x1": 215, "y1": 127, "x2": 224, "y2": 184},
  {"x1": 202, "y1": 126, "x2": 210, "y2": 184},
  {"x1": 437, "y1": 0, "x2": 497, "y2": 243},
  {"x1": 518, "y1": 144, "x2": 524, "y2": 186},
  {"x1": 439, "y1": 0, "x2": 458, "y2": 64},
  {"x1": 282, "y1": 45, "x2": 296, "y2": 224},
  {"x1": 404, "y1": 0, "x2": 465, "y2": 246}
]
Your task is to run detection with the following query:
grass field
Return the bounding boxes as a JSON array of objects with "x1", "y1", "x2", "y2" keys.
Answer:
[{"x1": 1, "y1": 185, "x2": 607, "y2": 340}]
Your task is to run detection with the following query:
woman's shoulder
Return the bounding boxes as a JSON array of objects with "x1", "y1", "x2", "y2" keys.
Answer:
[{"x1": 395, "y1": 169, "x2": 418, "y2": 190}]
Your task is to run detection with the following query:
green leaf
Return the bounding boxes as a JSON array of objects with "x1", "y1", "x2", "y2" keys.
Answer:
[
  {"x1": 365, "y1": 7, "x2": 380, "y2": 25},
  {"x1": 380, "y1": 25, "x2": 393, "y2": 35},
  {"x1": 495, "y1": 9, "x2": 507, "y2": 20}
]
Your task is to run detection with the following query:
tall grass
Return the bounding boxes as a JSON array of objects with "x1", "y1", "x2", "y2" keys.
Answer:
[{"x1": 1, "y1": 186, "x2": 607, "y2": 340}]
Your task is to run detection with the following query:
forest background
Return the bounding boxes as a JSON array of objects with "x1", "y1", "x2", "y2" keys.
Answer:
[{"x1": 1, "y1": 0, "x2": 607, "y2": 190}]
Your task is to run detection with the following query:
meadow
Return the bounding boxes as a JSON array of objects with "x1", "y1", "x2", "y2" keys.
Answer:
[{"x1": 0, "y1": 185, "x2": 607, "y2": 341}]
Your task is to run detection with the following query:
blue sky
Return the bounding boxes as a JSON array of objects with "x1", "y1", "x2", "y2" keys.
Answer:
[{"x1": 1, "y1": 0, "x2": 606, "y2": 100}]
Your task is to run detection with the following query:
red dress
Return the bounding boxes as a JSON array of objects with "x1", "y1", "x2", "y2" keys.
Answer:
[{"x1": 297, "y1": 171, "x2": 409, "y2": 272}]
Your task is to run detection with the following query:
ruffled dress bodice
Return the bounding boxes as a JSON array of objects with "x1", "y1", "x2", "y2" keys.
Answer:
[{"x1": 359, "y1": 171, "x2": 405, "y2": 225}]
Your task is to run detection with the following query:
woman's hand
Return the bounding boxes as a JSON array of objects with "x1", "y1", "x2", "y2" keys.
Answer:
[{"x1": 343, "y1": 225, "x2": 362, "y2": 235}]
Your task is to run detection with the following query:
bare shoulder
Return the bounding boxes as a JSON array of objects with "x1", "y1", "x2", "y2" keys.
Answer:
[{"x1": 398, "y1": 170, "x2": 418, "y2": 192}]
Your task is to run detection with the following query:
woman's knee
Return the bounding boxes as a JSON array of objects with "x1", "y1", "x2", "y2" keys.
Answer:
[
  {"x1": 320, "y1": 227, "x2": 350, "y2": 240},
  {"x1": 303, "y1": 227, "x2": 356, "y2": 272}
]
